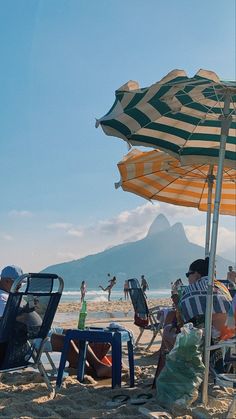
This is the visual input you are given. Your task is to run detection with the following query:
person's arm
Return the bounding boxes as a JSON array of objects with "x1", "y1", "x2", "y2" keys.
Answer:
[{"x1": 212, "y1": 312, "x2": 228, "y2": 337}]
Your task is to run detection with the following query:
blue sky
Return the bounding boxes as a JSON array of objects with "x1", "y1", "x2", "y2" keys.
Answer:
[{"x1": 0, "y1": 0, "x2": 235, "y2": 273}]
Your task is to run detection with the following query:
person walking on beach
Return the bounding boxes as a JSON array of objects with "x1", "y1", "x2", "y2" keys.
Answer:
[
  {"x1": 123, "y1": 280, "x2": 129, "y2": 300},
  {"x1": 140, "y1": 274, "x2": 149, "y2": 298},
  {"x1": 80, "y1": 280, "x2": 87, "y2": 302},
  {"x1": 99, "y1": 273, "x2": 116, "y2": 301}
]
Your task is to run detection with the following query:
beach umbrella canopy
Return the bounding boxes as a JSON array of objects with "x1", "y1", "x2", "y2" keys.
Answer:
[
  {"x1": 97, "y1": 69, "x2": 236, "y2": 405},
  {"x1": 116, "y1": 148, "x2": 236, "y2": 258},
  {"x1": 116, "y1": 148, "x2": 236, "y2": 216},
  {"x1": 97, "y1": 69, "x2": 236, "y2": 169}
]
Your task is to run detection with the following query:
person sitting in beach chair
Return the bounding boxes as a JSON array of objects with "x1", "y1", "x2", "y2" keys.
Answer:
[
  {"x1": 0, "y1": 266, "x2": 112, "y2": 384},
  {"x1": 153, "y1": 258, "x2": 233, "y2": 384},
  {"x1": 0, "y1": 265, "x2": 64, "y2": 391}
]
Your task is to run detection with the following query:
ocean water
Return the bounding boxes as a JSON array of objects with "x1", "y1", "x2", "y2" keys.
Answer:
[{"x1": 60, "y1": 288, "x2": 171, "y2": 303}]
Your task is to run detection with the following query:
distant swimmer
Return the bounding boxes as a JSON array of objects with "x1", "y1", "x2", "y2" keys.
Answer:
[{"x1": 99, "y1": 274, "x2": 117, "y2": 301}]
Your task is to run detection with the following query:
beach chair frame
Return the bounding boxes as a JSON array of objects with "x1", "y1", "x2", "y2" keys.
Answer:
[
  {"x1": 128, "y1": 278, "x2": 165, "y2": 350},
  {"x1": 0, "y1": 273, "x2": 64, "y2": 393},
  {"x1": 209, "y1": 338, "x2": 236, "y2": 418}
]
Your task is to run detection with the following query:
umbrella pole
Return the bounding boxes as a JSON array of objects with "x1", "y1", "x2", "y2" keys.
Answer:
[
  {"x1": 202, "y1": 92, "x2": 232, "y2": 405},
  {"x1": 205, "y1": 167, "x2": 214, "y2": 257}
]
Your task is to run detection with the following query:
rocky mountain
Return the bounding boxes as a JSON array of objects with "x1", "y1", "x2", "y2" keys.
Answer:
[{"x1": 41, "y1": 214, "x2": 232, "y2": 289}]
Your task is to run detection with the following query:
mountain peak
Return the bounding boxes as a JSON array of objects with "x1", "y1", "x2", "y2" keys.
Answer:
[
  {"x1": 170, "y1": 222, "x2": 188, "y2": 240},
  {"x1": 147, "y1": 214, "x2": 170, "y2": 237}
]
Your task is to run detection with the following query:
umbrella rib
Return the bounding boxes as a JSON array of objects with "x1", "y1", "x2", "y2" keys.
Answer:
[
  {"x1": 176, "y1": 88, "x2": 225, "y2": 116},
  {"x1": 147, "y1": 164, "x2": 207, "y2": 199},
  {"x1": 223, "y1": 167, "x2": 236, "y2": 183},
  {"x1": 198, "y1": 176, "x2": 211, "y2": 207},
  {"x1": 129, "y1": 90, "x2": 234, "y2": 141}
]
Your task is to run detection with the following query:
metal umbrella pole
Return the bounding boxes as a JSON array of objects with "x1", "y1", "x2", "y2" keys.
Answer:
[
  {"x1": 205, "y1": 167, "x2": 214, "y2": 258},
  {"x1": 202, "y1": 91, "x2": 232, "y2": 405}
]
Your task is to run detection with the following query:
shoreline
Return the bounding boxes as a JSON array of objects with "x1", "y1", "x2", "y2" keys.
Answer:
[{"x1": 57, "y1": 297, "x2": 172, "y2": 313}]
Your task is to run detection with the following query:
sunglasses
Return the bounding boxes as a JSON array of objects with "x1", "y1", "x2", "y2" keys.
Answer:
[{"x1": 186, "y1": 271, "x2": 195, "y2": 278}]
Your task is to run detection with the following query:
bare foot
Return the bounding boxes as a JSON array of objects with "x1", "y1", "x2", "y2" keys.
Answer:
[{"x1": 96, "y1": 364, "x2": 112, "y2": 378}]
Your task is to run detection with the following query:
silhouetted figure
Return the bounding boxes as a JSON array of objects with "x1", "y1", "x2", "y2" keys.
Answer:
[
  {"x1": 99, "y1": 274, "x2": 117, "y2": 301},
  {"x1": 123, "y1": 280, "x2": 129, "y2": 300},
  {"x1": 80, "y1": 280, "x2": 87, "y2": 302},
  {"x1": 140, "y1": 275, "x2": 149, "y2": 298}
]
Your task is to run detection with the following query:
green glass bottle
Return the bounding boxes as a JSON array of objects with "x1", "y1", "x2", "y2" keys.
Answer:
[{"x1": 78, "y1": 300, "x2": 87, "y2": 330}]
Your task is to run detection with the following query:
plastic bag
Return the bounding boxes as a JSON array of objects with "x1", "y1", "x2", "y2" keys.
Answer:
[{"x1": 156, "y1": 323, "x2": 205, "y2": 408}]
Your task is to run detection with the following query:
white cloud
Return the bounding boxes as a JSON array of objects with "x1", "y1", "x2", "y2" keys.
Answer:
[
  {"x1": 42, "y1": 203, "x2": 235, "y2": 269},
  {"x1": 8, "y1": 210, "x2": 33, "y2": 217},
  {"x1": 47, "y1": 222, "x2": 73, "y2": 230},
  {"x1": 0, "y1": 233, "x2": 14, "y2": 241},
  {"x1": 1, "y1": 201, "x2": 233, "y2": 273},
  {"x1": 216, "y1": 227, "x2": 236, "y2": 255},
  {"x1": 185, "y1": 225, "x2": 206, "y2": 247},
  {"x1": 48, "y1": 202, "x2": 200, "y2": 251},
  {"x1": 159, "y1": 202, "x2": 199, "y2": 219},
  {"x1": 47, "y1": 203, "x2": 200, "y2": 253},
  {"x1": 56, "y1": 251, "x2": 78, "y2": 261},
  {"x1": 185, "y1": 224, "x2": 236, "y2": 261},
  {"x1": 96, "y1": 203, "x2": 160, "y2": 238},
  {"x1": 67, "y1": 228, "x2": 84, "y2": 237}
]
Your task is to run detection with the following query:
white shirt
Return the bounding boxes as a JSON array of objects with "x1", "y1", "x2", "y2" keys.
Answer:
[{"x1": 0, "y1": 289, "x2": 9, "y2": 317}]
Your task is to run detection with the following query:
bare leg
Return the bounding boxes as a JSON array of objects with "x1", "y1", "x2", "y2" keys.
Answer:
[
  {"x1": 51, "y1": 333, "x2": 112, "y2": 378},
  {"x1": 99, "y1": 285, "x2": 109, "y2": 292},
  {"x1": 86, "y1": 347, "x2": 112, "y2": 378}
]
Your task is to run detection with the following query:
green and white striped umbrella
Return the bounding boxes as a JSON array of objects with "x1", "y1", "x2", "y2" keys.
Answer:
[
  {"x1": 97, "y1": 69, "x2": 236, "y2": 168},
  {"x1": 97, "y1": 69, "x2": 236, "y2": 405}
]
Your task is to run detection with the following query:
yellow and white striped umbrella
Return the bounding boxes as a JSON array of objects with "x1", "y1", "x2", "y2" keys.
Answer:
[{"x1": 117, "y1": 148, "x2": 236, "y2": 216}]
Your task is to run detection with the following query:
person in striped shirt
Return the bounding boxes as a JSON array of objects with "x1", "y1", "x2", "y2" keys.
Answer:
[
  {"x1": 153, "y1": 258, "x2": 233, "y2": 383},
  {"x1": 181, "y1": 258, "x2": 233, "y2": 339}
]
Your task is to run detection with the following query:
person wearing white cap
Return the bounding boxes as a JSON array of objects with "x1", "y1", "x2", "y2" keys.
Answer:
[
  {"x1": 0, "y1": 265, "x2": 112, "y2": 378},
  {"x1": 0, "y1": 265, "x2": 23, "y2": 317}
]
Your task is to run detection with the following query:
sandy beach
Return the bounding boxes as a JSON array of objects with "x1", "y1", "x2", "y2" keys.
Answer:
[{"x1": 0, "y1": 299, "x2": 235, "y2": 418}]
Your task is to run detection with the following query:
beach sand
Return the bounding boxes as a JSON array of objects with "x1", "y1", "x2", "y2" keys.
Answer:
[{"x1": 0, "y1": 299, "x2": 235, "y2": 418}]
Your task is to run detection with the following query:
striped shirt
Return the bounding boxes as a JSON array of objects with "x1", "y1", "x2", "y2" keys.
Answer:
[{"x1": 180, "y1": 276, "x2": 232, "y2": 323}]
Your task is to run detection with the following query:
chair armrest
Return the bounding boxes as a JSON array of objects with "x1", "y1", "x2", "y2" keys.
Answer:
[
  {"x1": 207, "y1": 337, "x2": 236, "y2": 351},
  {"x1": 148, "y1": 306, "x2": 161, "y2": 313}
]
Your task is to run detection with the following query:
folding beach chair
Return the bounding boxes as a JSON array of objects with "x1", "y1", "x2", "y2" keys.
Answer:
[
  {"x1": 128, "y1": 278, "x2": 167, "y2": 350},
  {"x1": 209, "y1": 338, "x2": 236, "y2": 419},
  {"x1": 0, "y1": 273, "x2": 64, "y2": 393}
]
